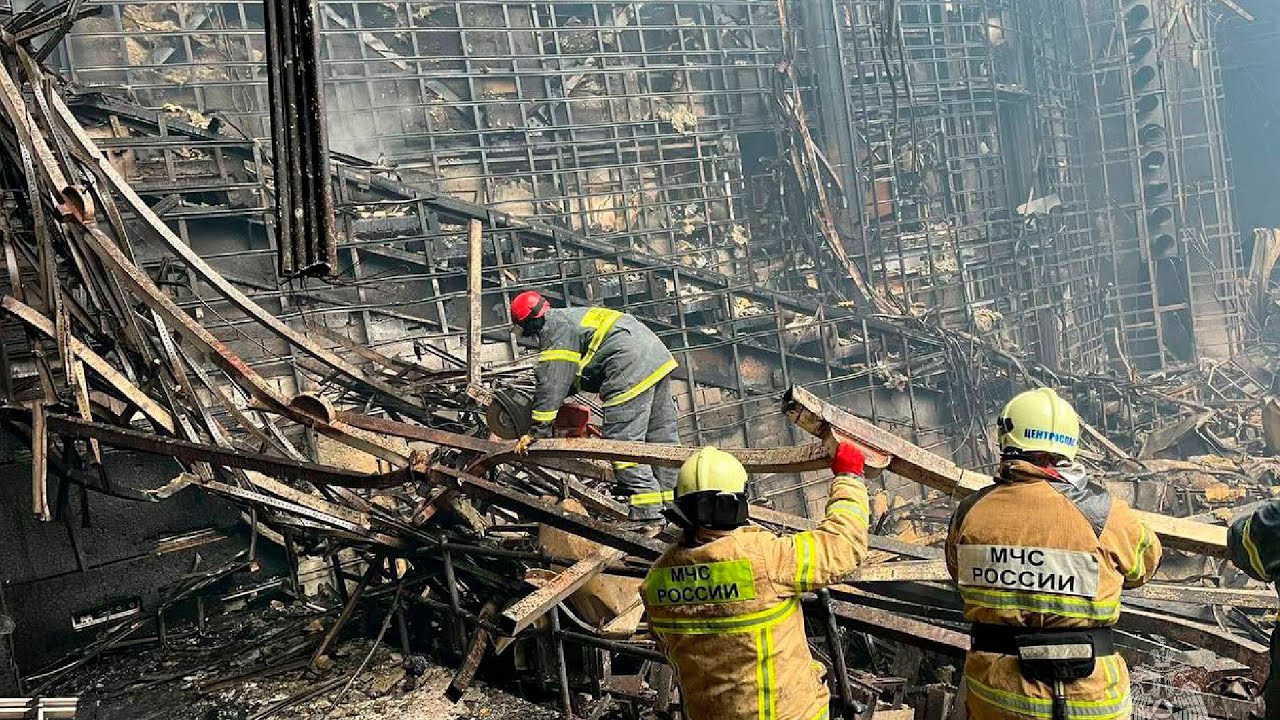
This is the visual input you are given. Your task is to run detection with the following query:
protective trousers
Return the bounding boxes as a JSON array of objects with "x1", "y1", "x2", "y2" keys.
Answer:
[{"x1": 603, "y1": 373, "x2": 678, "y2": 520}]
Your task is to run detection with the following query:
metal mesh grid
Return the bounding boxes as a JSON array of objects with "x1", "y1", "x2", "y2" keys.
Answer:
[
  {"x1": 60, "y1": 0, "x2": 786, "y2": 286},
  {"x1": 1076, "y1": 0, "x2": 1242, "y2": 371}
]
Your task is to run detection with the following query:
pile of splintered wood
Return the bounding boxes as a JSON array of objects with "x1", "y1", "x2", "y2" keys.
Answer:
[{"x1": 0, "y1": 15, "x2": 1271, "y2": 720}]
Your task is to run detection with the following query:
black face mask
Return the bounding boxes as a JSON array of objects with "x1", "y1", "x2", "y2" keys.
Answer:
[
  {"x1": 520, "y1": 316, "x2": 546, "y2": 337},
  {"x1": 671, "y1": 492, "x2": 748, "y2": 532}
]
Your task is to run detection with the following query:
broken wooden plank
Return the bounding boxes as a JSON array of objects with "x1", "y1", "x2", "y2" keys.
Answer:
[
  {"x1": 340, "y1": 410, "x2": 833, "y2": 475},
  {"x1": 1124, "y1": 583, "x2": 1278, "y2": 609},
  {"x1": 747, "y1": 505, "x2": 944, "y2": 560},
  {"x1": 848, "y1": 560, "x2": 949, "y2": 583},
  {"x1": 500, "y1": 544, "x2": 628, "y2": 637},
  {"x1": 784, "y1": 385, "x2": 1228, "y2": 557},
  {"x1": 27, "y1": 412, "x2": 418, "y2": 489},
  {"x1": 466, "y1": 218, "x2": 483, "y2": 389},
  {"x1": 29, "y1": 400, "x2": 50, "y2": 522},
  {"x1": 481, "y1": 437, "x2": 832, "y2": 474}
]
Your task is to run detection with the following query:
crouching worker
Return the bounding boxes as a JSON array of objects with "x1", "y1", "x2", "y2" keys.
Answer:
[
  {"x1": 509, "y1": 290, "x2": 679, "y2": 521},
  {"x1": 946, "y1": 388, "x2": 1162, "y2": 720},
  {"x1": 641, "y1": 443, "x2": 870, "y2": 720}
]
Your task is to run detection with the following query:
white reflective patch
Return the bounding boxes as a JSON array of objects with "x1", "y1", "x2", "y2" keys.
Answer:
[
  {"x1": 958, "y1": 545, "x2": 1100, "y2": 598},
  {"x1": 1019, "y1": 643, "x2": 1094, "y2": 661}
]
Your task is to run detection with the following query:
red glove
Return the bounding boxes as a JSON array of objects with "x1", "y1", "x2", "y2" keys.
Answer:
[{"x1": 831, "y1": 441, "x2": 865, "y2": 477}]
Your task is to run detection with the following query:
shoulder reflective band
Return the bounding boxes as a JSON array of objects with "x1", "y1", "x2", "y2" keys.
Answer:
[
  {"x1": 1125, "y1": 525, "x2": 1154, "y2": 581},
  {"x1": 826, "y1": 499, "x2": 869, "y2": 524},
  {"x1": 578, "y1": 308, "x2": 623, "y2": 371},
  {"x1": 957, "y1": 545, "x2": 1100, "y2": 598},
  {"x1": 644, "y1": 558, "x2": 757, "y2": 607},
  {"x1": 1242, "y1": 517, "x2": 1272, "y2": 580}
]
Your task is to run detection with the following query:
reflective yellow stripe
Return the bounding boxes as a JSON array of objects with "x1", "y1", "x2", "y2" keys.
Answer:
[
  {"x1": 827, "y1": 499, "x2": 870, "y2": 524},
  {"x1": 1126, "y1": 524, "x2": 1152, "y2": 581},
  {"x1": 602, "y1": 358, "x2": 678, "y2": 408},
  {"x1": 958, "y1": 586, "x2": 1120, "y2": 622},
  {"x1": 578, "y1": 308, "x2": 623, "y2": 371},
  {"x1": 807, "y1": 706, "x2": 830, "y2": 720},
  {"x1": 794, "y1": 532, "x2": 815, "y2": 592},
  {"x1": 539, "y1": 349, "x2": 582, "y2": 363},
  {"x1": 1242, "y1": 518, "x2": 1272, "y2": 580},
  {"x1": 613, "y1": 461, "x2": 639, "y2": 471},
  {"x1": 756, "y1": 626, "x2": 777, "y2": 720},
  {"x1": 630, "y1": 491, "x2": 667, "y2": 506},
  {"x1": 966, "y1": 674, "x2": 1131, "y2": 719},
  {"x1": 650, "y1": 596, "x2": 798, "y2": 635},
  {"x1": 531, "y1": 409, "x2": 558, "y2": 423}
]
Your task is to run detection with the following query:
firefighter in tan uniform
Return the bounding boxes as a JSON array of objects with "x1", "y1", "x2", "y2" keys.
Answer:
[
  {"x1": 641, "y1": 443, "x2": 870, "y2": 720},
  {"x1": 946, "y1": 388, "x2": 1162, "y2": 720}
]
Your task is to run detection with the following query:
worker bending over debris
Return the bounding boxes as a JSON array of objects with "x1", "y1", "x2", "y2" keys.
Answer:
[
  {"x1": 509, "y1": 290, "x2": 679, "y2": 520},
  {"x1": 1228, "y1": 501, "x2": 1280, "y2": 718},
  {"x1": 641, "y1": 443, "x2": 870, "y2": 720},
  {"x1": 947, "y1": 388, "x2": 1162, "y2": 720}
]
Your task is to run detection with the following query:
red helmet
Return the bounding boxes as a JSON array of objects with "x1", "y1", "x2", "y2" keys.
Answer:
[{"x1": 510, "y1": 290, "x2": 548, "y2": 325}]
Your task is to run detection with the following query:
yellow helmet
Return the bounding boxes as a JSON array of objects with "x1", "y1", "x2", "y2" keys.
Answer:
[
  {"x1": 676, "y1": 447, "x2": 748, "y2": 498},
  {"x1": 997, "y1": 388, "x2": 1080, "y2": 460}
]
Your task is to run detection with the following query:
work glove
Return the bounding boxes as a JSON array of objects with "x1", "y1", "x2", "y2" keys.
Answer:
[
  {"x1": 514, "y1": 434, "x2": 536, "y2": 456},
  {"x1": 831, "y1": 441, "x2": 865, "y2": 477}
]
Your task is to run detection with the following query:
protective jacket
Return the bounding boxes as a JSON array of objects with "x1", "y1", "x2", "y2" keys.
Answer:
[
  {"x1": 641, "y1": 474, "x2": 870, "y2": 720},
  {"x1": 945, "y1": 460, "x2": 1162, "y2": 720},
  {"x1": 1227, "y1": 500, "x2": 1280, "y2": 719},
  {"x1": 530, "y1": 307, "x2": 677, "y2": 431}
]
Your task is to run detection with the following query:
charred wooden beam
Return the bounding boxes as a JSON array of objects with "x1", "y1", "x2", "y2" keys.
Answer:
[
  {"x1": 783, "y1": 385, "x2": 1228, "y2": 557},
  {"x1": 340, "y1": 409, "x2": 834, "y2": 475},
  {"x1": 429, "y1": 465, "x2": 666, "y2": 560},
  {"x1": 446, "y1": 600, "x2": 499, "y2": 703},
  {"x1": 499, "y1": 545, "x2": 626, "y2": 637},
  {"x1": 21, "y1": 412, "x2": 416, "y2": 488}
]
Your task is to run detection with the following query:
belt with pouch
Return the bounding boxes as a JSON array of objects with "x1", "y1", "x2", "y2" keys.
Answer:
[
  {"x1": 969, "y1": 623, "x2": 1116, "y2": 657},
  {"x1": 970, "y1": 623, "x2": 1116, "y2": 720}
]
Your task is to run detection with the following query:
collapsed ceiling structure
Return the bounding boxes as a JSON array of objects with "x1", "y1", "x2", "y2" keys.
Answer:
[{"x1": 0, "y1": 0, "x2": 1278, "y2": 718}]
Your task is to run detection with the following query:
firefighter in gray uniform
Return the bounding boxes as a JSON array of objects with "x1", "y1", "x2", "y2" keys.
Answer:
[
  {"x1": 509, "y1": 290, "x2": 679, "y2": 520},
  {"x1": 1228, "y1": 500, "x2": 1280, "y2": 719}
]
